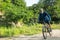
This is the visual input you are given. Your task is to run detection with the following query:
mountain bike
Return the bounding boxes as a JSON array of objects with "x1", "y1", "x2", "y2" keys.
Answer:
[{"x1": 42, "y1": 23, "x2": 52, "y2": 39}]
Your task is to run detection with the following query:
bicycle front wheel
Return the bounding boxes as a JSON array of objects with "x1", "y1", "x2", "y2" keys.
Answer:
[{"x1": 42, "y1": 26, "x2": 47, "y2": 39}]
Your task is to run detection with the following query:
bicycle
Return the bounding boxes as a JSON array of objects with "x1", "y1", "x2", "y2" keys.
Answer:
[{"x1": 42, "y1": 23, "x2": 52, "y2": 39}]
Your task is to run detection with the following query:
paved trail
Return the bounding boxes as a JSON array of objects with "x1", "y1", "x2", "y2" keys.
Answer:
[{"x1": 0, "y1": 30, "x2": 60, "y2": 40}]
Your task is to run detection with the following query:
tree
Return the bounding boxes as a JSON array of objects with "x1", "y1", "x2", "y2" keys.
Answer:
[{"x1": 0, "y1": 0, "x2": 27, "y2": 26}]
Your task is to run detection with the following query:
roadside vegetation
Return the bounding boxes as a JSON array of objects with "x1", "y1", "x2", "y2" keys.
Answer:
[{"x1": 0, "y1": 0, "x2": 60, "y2": 37}]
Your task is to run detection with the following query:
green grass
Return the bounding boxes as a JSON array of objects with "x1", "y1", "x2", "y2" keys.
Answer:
[
  {"x1": 0, "y1": 23, "x2": 60, "y2": 37},
  {"x1": 51, "y1": 24, "x2": 60, "y2": 29},
  {"x1": 0, "y1": 24, "x2": 42, "y2": 37}
]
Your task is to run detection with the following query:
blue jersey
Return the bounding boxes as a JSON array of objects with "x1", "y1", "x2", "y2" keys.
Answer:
[{"x1": 38, "y1": 11, "x2": 51, "y2": 23}]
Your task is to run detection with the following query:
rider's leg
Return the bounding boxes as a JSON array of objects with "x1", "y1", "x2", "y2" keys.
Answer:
[
  {"x1": 47, "y1": 21, "x2": 52, "y2": 32},
  {"x1": 48, "y1": 22, "x2": 52, "y2": 36}
]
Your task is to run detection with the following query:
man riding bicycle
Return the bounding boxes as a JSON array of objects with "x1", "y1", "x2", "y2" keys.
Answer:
[{"x1": 38, "y1": 8, "x2": 52, "y2": 32}]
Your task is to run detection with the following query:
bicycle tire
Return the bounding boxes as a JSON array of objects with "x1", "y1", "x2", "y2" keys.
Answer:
[
  {"x1": 42, "y1": 26, "x2": 47, "y2": 39},
  {"x1": 47, "y1": 28, "x2": 52, "y2": 36}
]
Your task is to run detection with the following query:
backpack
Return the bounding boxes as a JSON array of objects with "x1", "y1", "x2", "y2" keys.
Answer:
[{"x1": 44, "y1": 14, "x2": 51, "y2": 21}]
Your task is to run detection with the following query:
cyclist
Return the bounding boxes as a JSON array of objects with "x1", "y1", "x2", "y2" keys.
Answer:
[{"x1": 38, "y1": 8, "x2": 52, "y2": 32}]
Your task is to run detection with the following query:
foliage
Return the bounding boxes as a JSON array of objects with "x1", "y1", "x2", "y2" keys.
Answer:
[
  {"x1": 0, "y1": 0, "x2": 31, "y2": 26},
  {"x1": 0, "y1": 24, "x2": 42, "y2": 37}
]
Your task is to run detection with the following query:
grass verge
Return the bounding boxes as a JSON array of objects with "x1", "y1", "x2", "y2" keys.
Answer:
[{"x1": 0, "y1": 23, "x2": 60, "y2": 37}]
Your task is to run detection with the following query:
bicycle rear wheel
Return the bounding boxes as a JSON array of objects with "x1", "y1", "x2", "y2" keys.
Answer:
[{"x1": 47, "y1": 28, "x2": 52, "y2": 36}]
